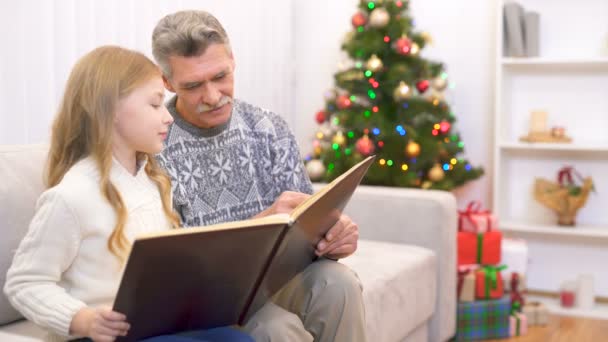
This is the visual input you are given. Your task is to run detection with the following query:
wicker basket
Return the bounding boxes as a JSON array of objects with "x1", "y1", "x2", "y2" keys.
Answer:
[{"x1": 534, "y1": 177, "x2": 594, "y2": 226}]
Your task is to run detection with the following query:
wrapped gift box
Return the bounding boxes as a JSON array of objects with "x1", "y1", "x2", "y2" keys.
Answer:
[
  {"x1": 456, "y1": 296, "x2": 511, "y2": 341},
  {"x1": 458, "y1": 266, "x2": 477, "y2": 302},
  {"x1": 509, "y1": 312, "x2": 528, "y2": 336},
  {"x1": 458, "y1": 231, "x2": 502, "y2": 266},
  {"x1": 458, "y1": 201, "x2": 498, "y2": 233},
  {"x1": 523, "y1": 301, "x2": 549, "y2": 326},
  {"x1": 476, "y1": 265, "x2": 506, "y2": 300},
  {"x1": 501, "y1": 238, "x2": 529, "y2": 276}
]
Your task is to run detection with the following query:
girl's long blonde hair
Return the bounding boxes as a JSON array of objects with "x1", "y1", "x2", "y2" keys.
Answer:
[{"x1": 45, "y1": 45, "x2": 180, "y2": 261}]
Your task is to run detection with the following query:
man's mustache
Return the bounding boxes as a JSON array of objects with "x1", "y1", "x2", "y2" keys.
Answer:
[{"x1": 197, "y1": 96, "x2": 232, "y2": 113}]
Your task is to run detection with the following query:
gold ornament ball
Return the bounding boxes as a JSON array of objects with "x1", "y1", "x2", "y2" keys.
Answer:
[
  {"x1": 306, "y1": 159, "x2": 326, "y2": 181},
  {"x1": 332, "y1": 131, "x2": 347, "y2": 146},
  {"x1": 428, "y1": 164, "x2": 445, "y2": 182},
  {"x1": 432, "y1": 76, "x2": 448, "y2": 91},
  {"x1": 393, "y1": 81, "x2": 413, "y2": 102},
  {"x1": 410, "y1": 43, "x2": 420, "y2": 56},
  {"x1": 405, "y1": 141, "x2": 421, "y2": 157},
  {"x1": 366, "y1": 54, "x2": 384, "y2": 72},
  {"x1": 343, "y1": 31, "x2": 355, "y2": 44},
  {"x1": 420, "y1": 31, "x2": 433, "y2": 44},
  {"x1": 369, "y1": 8, "x2": 390, "y2": 28},
  {"x1": 313, "y1": 146, "x2": 322, "y2": 157}
]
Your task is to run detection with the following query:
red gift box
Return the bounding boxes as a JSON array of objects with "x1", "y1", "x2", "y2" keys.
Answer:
[
  {"x1": 458, "y1": 201, "x2": 498, "y2": 233},
  {"x1": 458, "y1": 230, "x2": 502, "y2": 266},
  {"x1": 476, "y1": 265, "x2": 506, "y2": 300}
]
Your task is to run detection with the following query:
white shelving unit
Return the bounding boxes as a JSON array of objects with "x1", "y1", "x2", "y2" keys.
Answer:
[
  {"x1": 493, "y1": 0, "x2": 608, "y2": 318},
  {"x1": 527, "y1": 295, "x2": 608, "y2": 321},
  {"x1": 499, "y1": 142, "x2": 608, "y2": 153},
  {"x1": 502, "y1": 221, "x2": 608, "y2": 240},
  {"x1": 502, "y1": 57, "x2": 608, "y2": 69}
]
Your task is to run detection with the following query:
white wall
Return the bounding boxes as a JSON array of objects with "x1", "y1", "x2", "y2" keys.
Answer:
[
  {"x1": 1, "y1": 0, "x2": 496, "y2": 208},
  {"x1": 0, "y1": 0, "x2": 294, "y2": 143},
  {"x1": 294, "y1": 0, "x2": 497, "y2": 208}
]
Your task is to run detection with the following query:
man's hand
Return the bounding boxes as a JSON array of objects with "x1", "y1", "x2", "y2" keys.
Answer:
[
  {"x1": 315, "y1": 214, "x2": 359, "y2": 260},
  {"x1": 70, "y1": 306, "x2": 130, "y2": 341},
  {"x1": 253, "y1": 191, "x2": 310, "y2": 218}
]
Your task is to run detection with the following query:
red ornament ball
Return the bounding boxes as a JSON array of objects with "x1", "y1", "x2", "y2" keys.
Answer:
[
  {"x1": 336, "y1": 95, "x2": 352, "y2": 110},
  {"x1": 356, "y1": 135, "x2": 375, "y2": 156},
  {"x1": 351, "y1": 12, "x2": 367, "y2": 28},
  {"x1": 394, "y1": 37, "x2": 412, "y2": 55},
  {"x1": 440, "y1": 120, "x2": 451, "y2": 133},
  {"x1": 416, "y1": 80, "x2": 430, "y2": 93},
  {"x1": 315, "y1": 110, "x2": 326, "y2": 124}
]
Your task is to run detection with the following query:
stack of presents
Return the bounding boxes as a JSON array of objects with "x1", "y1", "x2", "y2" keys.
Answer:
[{"x1": 454, "y1": 202, "x2": 549, "y2": 341}]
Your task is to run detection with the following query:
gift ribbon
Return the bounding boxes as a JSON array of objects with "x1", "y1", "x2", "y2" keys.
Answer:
[
  {"x1": 557, "y1": 166, "x2": 597, "y2": 194},
  {"x1": 511, "y1": 301, "x2": 521, "y2": 315},
  {"x1": 481, "y1": 265, "x2": 507, "y2": 299},
  {"x1": 511, "y1": 293, "x2": 525, "y2": 312},
  {"x1": 511, "y1": 272, "x2": 520, "y2": 291},
  {"x1": 510, "y1": 272, "x2": 526, "y2": 309},
  {"x1": 515, "y1": 314, "x2": 521, "y2": 336},
  {"x1": 476, "y1": 234, "x2": 484, "y2": 264},
  {"x1": 557, "y1": 166, "x2": 583, "y2": 187},
  {"x1": 458, "y1": 200, "x2": 493, "y2": 233}
]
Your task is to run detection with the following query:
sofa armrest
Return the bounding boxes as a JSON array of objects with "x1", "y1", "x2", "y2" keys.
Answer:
[{"x1": 313, "y1": 184, "x2": 457, "y2": 342}]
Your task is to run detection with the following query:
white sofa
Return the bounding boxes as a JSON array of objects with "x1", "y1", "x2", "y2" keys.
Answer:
[{"x1": 0, "y1": 144, "x2": 456, "y2": 342}]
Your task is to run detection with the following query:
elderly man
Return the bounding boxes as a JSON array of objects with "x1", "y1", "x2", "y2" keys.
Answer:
[{"x1": 152, "y1": 10, "x2": 366, "y2": 342}]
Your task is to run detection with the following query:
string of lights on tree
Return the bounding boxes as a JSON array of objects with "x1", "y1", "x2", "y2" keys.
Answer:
[{"x1": 305, "y1": 0, "x2": 483, "y2": 190}]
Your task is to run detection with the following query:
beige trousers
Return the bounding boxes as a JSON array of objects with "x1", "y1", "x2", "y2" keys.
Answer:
[{"x1": 242, "y1": 259, "x2": 367, "y2": 342}]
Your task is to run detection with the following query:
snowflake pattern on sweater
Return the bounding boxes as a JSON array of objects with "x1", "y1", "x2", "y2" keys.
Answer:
[{"x1": 158, "y1": 97, "x2": 313, "y2": 227}]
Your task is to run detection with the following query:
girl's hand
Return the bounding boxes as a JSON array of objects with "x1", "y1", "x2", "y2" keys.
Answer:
[{"x1": 71, "y1": 306, "x2": 130, "y2": 341}]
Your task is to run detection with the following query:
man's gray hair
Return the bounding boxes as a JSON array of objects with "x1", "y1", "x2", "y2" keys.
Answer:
[{"x1": 152, "y1": 10, "x2": 231, "y2": 78}]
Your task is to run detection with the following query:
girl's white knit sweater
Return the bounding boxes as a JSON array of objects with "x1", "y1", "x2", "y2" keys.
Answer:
[{"x1": 4, "y1": 157, "x2": 173, "y2": 341}]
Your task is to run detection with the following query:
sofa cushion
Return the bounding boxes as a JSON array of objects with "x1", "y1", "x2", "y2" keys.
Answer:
[
  {"x1": 0, "y1": 320, "x2": 46, "y2": 342},
  {"x1": 342, "y1": 239, "x2": 437, "y2": 342},
  {"x1": 0, "y1": 144, "x2": 49, "y2": 325}
]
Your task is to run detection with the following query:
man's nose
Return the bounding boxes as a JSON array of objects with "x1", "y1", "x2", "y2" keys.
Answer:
[{"x1": 200, "y1": 83, "x2": 222, "y2": 106}]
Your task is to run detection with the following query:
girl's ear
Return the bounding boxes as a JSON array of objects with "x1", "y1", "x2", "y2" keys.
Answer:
[{"x1": 163, "y1": 76, "x2": 176, "y2": 93}]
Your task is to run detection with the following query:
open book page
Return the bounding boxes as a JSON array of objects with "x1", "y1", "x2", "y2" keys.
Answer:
[{"x1": 136, "y1": 213, "x2": 292, "y2": 240}]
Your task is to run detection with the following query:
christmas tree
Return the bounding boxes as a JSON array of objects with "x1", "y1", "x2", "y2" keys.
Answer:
[{"x1": 305, "y1": 0, "x2": 483, "y2": 190}]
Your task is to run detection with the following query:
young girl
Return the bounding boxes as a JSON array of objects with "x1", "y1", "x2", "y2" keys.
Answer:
[{"x1": 3, "y1": 46, "x2": 252, "y2": 342}]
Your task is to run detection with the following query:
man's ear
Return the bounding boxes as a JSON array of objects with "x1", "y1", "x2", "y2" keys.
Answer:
[{"x1": 163, "y1": 75, "x2": 176, "y2": 93}]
